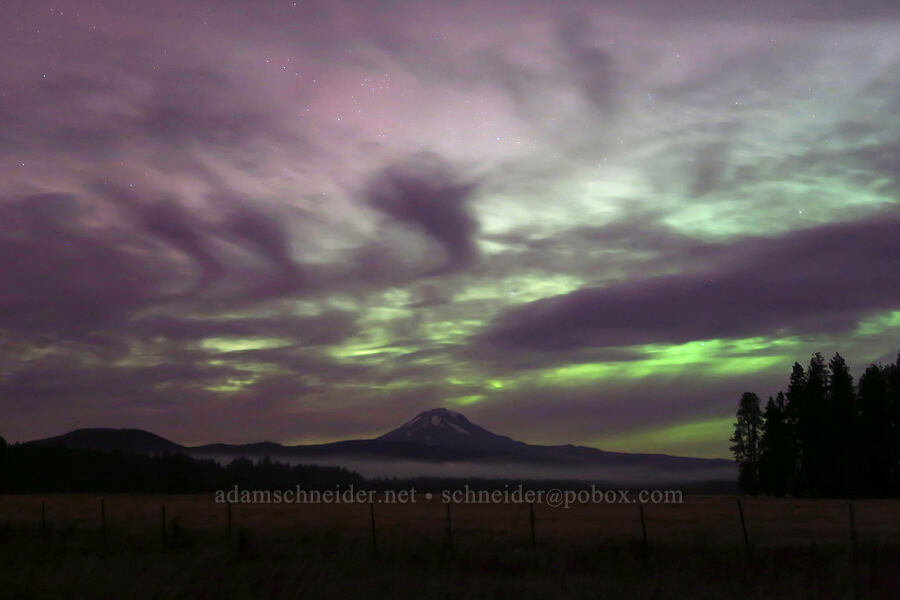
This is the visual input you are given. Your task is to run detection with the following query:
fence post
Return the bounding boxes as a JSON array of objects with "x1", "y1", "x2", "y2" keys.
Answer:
[
  {"x1": 226, "y1": 501, "x2": 232, "y2": 542},
  {"x1": 445, "y1": 502, "x2": 453, "y2": 550},
  {"x1": 639, "y1": 504, "x2": 649, "y2": 565},
  {"x1": 849, "y1": 502, "x2": 859, "y2": 598},
  {"x1": 100, "y1": 499, "x2": 107, "y2": 546},
  {"x1": 41, "y1": 501, "x2": 47, "y2": 537},
  {"x1": 737, "y1": 498, "x2": 752, "y2": 561},
  {"x1": 529, "y1": 502, "x2": 536, "y2": 548},
  {"x1": 161, "y1": 505, "x2": 167, "y2": 547},
  {"x1": 369, "y1": 501, "x2": 378, "y2": 558}
]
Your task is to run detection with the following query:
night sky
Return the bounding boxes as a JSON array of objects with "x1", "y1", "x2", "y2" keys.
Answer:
[{"x1": 2, "y1": 0, "x2": 900, "y2": 458}]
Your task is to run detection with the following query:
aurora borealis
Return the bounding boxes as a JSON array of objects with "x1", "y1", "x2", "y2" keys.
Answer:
[{"x1": 2, "y1": 0, "x2": 899, "y2": 458}]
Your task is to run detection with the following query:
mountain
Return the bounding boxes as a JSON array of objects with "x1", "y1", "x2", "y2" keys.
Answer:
[
  {"x1": 32, "y1": 428, "x2": 185, "y2": 454},
  {"x1": 376, "y1": 408, "x2": 526, "y2": 452},
  {"x1": 26, "y1": 409, "x2": 735, "y2": 483}
]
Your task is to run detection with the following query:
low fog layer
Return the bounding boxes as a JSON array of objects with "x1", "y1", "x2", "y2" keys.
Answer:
[{"x1": 191, "y1": 453, "x2": 736, "y2": 484}]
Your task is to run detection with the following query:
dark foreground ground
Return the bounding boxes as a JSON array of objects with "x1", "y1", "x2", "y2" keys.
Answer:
[{"x1": 0, "y1": 494, "x2": 898, "y2": 599}]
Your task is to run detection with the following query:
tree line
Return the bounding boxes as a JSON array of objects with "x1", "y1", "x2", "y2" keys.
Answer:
[
  {"x1": 0, "y1": 440, "x2": 363, "y2": 493},
  {"x1": 731, "y1": 351, "x2": 900, "y2": 497}
]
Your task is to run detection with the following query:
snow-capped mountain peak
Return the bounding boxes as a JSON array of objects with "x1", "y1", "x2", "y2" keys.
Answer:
[
  {"x1": 376, "y1": 408, "x2": 520, "y2": 451},
  {"x1": 409, "y1": 408, "x2": 469, "y2": 432}
]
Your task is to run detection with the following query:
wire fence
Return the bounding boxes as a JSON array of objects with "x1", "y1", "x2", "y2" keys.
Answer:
[{"x1": 4, "y1": 493, "x2": 897, "y2": 561}]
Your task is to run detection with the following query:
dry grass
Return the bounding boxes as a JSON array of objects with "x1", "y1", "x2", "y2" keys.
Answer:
[{"x1": 0, "y1": 494, "x2": 898, "y2": 599}]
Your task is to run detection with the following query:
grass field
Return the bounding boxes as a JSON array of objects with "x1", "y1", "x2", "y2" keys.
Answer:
[{"x1": 1, "y1": 493, "x2": 898, "y2": 599}]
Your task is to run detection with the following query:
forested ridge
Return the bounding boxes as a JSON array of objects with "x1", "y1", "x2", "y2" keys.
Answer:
[{"x1": 731, "y1": 351, "x2": 900, "y2": 497}]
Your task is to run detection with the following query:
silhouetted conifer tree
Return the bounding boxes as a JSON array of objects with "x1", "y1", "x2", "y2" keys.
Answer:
[
  {"x1": 800, "y1": 353, "x2": 830, "y2": 495},
  {"x1": 858, "y1": 364, "x2": 890, "y2": 495},
  {"x1": 827, "y1": 353, "x2": 856, "y2": 496},
  {"x1": 884, "y1": 352, "x2": 900, "y2": 493},
  {"x1": 760, "y1": 392, "x2": 791, "y2": 496},
  {"x1": 731, "y1": 392, "x2": 763, "y2": 494},
  {"x1": 783, "y1": 362, "x2": 807, "y2": 494}
]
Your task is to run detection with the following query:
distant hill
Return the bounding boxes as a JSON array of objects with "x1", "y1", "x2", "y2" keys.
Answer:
[
  {"x1": 27, "y1": 408, "x2": 735, "y2": 483},
  {"x1": 31, "y1": 428, "x2": 185, "y2": 454}
]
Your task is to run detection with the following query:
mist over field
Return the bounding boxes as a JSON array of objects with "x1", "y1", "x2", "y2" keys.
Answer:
[{"x1": 188, "y1": 453, "x2": 735, "y2": 484}]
